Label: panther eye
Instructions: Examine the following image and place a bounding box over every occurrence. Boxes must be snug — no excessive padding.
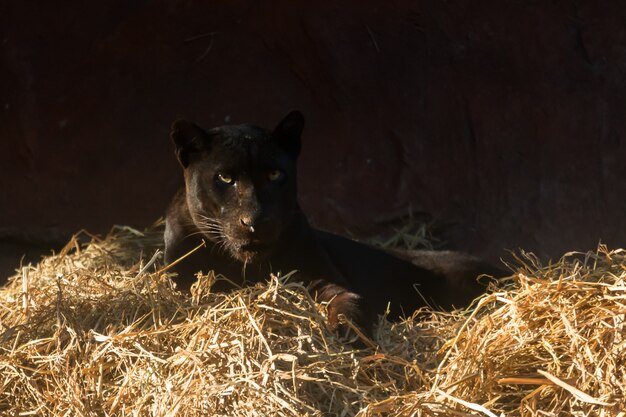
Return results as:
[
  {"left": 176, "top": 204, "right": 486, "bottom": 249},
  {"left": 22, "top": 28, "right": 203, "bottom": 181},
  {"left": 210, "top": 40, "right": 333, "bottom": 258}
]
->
[
  {"left": 267, "top": 169, "right": 284, "bottom": 182},
  {"left": 216, "top": 173, "right": 234, "bottom": 185}
]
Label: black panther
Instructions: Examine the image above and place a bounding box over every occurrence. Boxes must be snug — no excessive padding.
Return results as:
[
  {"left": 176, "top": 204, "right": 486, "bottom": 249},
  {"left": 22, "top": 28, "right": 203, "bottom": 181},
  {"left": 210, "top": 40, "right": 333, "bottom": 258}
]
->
[{"left": 164, "top": 111, "right": 503, "bottom": 333}]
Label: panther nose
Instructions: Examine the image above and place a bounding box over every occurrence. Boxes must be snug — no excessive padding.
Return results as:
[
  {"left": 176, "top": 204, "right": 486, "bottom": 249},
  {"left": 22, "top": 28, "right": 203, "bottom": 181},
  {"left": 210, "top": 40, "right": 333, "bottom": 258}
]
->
[{"left": 240, "top": 216, "right": 255, "bottom": 233}]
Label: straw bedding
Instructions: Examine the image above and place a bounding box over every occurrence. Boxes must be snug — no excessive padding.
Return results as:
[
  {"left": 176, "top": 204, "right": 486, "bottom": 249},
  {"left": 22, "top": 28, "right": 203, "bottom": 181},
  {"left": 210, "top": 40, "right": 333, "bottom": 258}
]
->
[{"left": 0, "top": 224, "right": 624, "bottom": 416}]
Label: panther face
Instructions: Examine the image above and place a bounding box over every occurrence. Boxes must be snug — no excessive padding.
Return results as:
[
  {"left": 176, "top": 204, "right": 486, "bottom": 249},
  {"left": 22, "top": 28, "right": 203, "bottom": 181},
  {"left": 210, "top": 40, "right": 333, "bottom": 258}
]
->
[{"left": 171, "top": 111, "right": 304, "bottom": 263}]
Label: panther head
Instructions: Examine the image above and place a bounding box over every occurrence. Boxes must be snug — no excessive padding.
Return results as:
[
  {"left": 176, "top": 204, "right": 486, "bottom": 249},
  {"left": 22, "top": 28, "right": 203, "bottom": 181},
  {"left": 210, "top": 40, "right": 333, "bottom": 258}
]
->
[{"left": 170, "top": 111, "right": 305, "bottom": 263}]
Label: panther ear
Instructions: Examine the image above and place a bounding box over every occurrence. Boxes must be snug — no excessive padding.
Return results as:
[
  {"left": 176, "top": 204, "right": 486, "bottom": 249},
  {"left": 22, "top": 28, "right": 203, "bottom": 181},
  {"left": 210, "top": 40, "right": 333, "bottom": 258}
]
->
[
  {"left": 170, "top": 119, "right": 211, "bottom": 168},
  {"left": 273, "top": 111, "right": 304, "bottom": 158}
]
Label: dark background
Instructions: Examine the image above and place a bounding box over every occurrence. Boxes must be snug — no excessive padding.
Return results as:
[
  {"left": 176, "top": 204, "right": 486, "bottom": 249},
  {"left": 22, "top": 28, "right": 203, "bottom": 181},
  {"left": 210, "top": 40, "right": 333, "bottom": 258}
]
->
[{"left": 1, "top": 1, "right": 625, "bottom": 281}]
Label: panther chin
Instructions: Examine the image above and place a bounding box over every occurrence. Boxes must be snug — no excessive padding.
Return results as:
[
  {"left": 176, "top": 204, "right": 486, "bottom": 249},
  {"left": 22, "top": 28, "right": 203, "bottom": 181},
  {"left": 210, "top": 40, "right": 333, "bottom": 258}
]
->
[{"left": 227, "top": 239, "right": 274, "bottom": 263}]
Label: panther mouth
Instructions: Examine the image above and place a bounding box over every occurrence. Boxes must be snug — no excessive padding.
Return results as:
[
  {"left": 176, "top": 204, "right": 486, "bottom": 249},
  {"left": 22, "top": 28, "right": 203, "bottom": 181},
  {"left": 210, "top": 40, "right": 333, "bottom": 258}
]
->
[
  {"left": 226, "top": 238, "right": 274, "bottom": 263},
  {"left": 240, "top": 241, "right": 270, "bottom": 253}
]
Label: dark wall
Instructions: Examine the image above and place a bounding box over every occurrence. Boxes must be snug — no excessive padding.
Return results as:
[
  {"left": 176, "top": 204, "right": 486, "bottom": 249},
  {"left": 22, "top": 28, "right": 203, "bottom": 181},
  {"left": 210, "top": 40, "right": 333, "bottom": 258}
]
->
[{"left": 1, "top": 1, "right": 625, "bottom": 273}]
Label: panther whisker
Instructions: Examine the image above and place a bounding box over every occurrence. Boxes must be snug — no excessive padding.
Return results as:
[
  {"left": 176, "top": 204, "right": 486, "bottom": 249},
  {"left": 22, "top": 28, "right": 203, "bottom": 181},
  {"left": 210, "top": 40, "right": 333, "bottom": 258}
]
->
[
  {"left": 214, "top": 239, "right": 230, "bottom": 257},
  {"left": 241, "top": 258, "right": 248, "bottom": 281}
]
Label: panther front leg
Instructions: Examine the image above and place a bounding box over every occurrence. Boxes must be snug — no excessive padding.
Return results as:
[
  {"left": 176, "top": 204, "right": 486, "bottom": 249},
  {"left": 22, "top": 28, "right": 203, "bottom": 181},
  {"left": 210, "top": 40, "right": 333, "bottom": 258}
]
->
[{"left": 308, "top": 280, "right": 372, "bottom": 335}]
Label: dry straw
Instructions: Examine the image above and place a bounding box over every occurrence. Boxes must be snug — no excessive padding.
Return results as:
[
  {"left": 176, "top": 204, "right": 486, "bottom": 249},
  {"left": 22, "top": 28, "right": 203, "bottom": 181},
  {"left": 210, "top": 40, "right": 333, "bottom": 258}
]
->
[{"left": 0, "top": 224, "right": 624, "bottom": 416}]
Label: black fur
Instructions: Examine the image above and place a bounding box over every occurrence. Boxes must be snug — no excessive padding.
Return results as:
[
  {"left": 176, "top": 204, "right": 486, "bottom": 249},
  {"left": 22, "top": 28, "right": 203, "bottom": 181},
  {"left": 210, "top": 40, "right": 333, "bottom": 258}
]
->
[{"left": 164, "top": 111, "right": 505, "bottom": 333}]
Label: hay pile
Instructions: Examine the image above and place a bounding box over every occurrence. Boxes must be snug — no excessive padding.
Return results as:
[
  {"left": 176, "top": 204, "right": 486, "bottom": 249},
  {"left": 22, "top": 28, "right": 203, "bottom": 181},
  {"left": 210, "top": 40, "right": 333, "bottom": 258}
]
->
[{"left": 0, "top": 225, "right": 624, "bottom": 416}]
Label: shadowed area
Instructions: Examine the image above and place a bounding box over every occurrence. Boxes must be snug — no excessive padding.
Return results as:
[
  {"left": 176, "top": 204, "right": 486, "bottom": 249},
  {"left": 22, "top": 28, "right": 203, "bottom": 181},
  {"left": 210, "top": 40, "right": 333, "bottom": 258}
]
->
[{"left": 1, "top": 1, "right": 625, "bottom": 280}]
